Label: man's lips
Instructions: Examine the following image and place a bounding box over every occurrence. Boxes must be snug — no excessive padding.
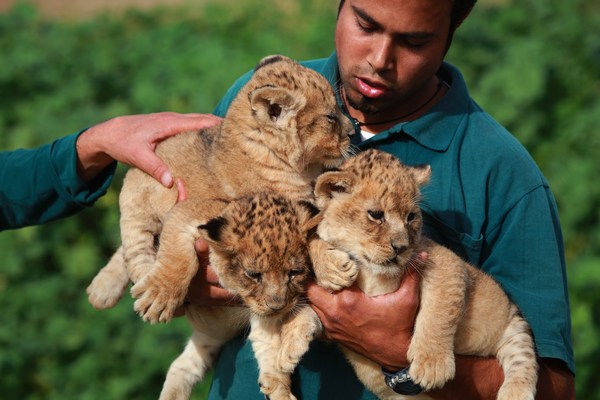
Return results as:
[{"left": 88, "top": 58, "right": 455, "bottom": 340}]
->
[{"left": 355, "top": 76, "right": 389, "bottom": 99}]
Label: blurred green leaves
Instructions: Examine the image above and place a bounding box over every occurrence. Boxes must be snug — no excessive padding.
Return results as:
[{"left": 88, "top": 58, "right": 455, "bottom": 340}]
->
[
  {"left": 1, "top": 0, "right": 598, "bottom": 398},
  {"left": 449, "top": 1, "right": 599, "bottom": 397}
]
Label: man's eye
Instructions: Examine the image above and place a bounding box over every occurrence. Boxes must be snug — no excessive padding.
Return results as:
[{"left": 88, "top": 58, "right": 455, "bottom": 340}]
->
[
  {"left": 356, "top": 18, "right": 375, "bottom": 33},
  {"left": 403, "top": 38, "right": 428, "bottom": 49}
]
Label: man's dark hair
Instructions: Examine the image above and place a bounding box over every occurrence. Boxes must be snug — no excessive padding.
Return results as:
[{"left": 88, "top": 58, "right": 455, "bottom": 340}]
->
[
  {"left": 447, "top": 0, "right": 476, "bottom": 49},
  {"left": 449, "top": 0, "right": 477, "bottom": 32},
  {"left": 337, "top": 0, "right": 477, "bottom": 49}
]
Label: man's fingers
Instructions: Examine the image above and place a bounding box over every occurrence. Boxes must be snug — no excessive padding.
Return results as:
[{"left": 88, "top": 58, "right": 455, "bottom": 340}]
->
[
  {"left": 135, "top": 114, "right": 223, "bottom": 187},
  {"left": 160, "top": 170, "right": 173, "bottom": 188},
  {"left": 195, "top": 238, "right": 209, "bottom": 257},
  {"left": 134, "top": 152, "right": 173, "bottom": 188},
  {"left": 153, "top": 113, "right": 223, "bottom": 141},
  {"left": 175, "top": 178, "right": 187, "bottom": 202},
  {"left": 401, "top": 266, "right": 421, "bottom": 293},
  {"left": 398, "top": 252, "right": 425, "bottom": 297},
  {"left": 194, "top": 239, "right": 218, "bottom": 283},
  {"left": 306, "top": 280, "right": 324, "bottom": 302},
  {"left": 186, "top": 267, "right": 239, "bottom": 306}
]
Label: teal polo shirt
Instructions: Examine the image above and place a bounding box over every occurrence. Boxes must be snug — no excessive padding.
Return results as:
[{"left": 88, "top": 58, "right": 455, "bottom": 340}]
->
[
  {"left": 209, "top": 52, "right": 574, "bottom": 399},
  {"left": 0, "top": 130, "right": 115, "bottom": 230}
]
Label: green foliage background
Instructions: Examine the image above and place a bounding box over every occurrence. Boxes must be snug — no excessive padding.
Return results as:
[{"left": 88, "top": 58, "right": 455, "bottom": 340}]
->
[{"left": 0, "top": 0, "right": 598, "bottom": 398}]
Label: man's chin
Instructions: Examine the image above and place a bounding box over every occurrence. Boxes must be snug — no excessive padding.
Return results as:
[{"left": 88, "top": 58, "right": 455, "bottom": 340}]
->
[{"left": 346, "top": 94, "right": 385, "bottom": 116}]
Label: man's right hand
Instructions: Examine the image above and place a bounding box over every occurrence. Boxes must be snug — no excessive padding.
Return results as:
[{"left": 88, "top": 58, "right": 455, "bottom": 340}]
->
[
  {"left": 307, "top": 254, "right": 424, "bottom": 371},
  {"left": 184, "top": 238, "right": 240, "bottom": 308}
]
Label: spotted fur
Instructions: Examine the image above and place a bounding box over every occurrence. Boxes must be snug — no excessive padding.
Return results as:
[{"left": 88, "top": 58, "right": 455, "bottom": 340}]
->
[{"left": 158, "top": 193, "right": 318, "bottom": 400}]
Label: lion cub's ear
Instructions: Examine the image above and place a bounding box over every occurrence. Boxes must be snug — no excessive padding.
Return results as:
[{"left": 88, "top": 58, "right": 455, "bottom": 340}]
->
[
  {"left": 409, "top": 164, "right": 432, "bottom": 187},
  {"left": 249, "top": 86, "right": 307, "bottom": 127},
  {"left": 198, "top": 216, "right": 235, "bottom": 255},
  {"left": 314, "top": 170, "right": 356, "bottom": 209},
  {"left": 295, "top": 200, "right": 322, "bottom": 235}
]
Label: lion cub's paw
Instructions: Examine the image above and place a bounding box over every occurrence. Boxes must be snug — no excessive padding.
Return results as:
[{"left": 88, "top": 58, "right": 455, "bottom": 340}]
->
[
  {"left": 86, "top": 249, "right": 129, "bottom": 309},
  {"left": 86, "top": 275, "right": 127, "bottom": 310},
  {"left": 131, "top": 271, "right": 185, "bottom": 324},
  {"left": 313, "top": 248, "right": 359, "bottom": 291},
  {"left": 258, "top": 374, "right": 297, "bottom": 400},
  {"left": 408, "top": 347, "right": 455, "bottom": 391}
]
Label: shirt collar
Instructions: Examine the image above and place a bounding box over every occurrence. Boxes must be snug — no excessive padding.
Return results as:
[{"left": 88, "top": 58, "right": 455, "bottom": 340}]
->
[
  {"left": 397, "top": 63, "right": 470, "bottom": 152},
  {"left": 323, "top": 52, "right": 470, "bottom": 152}
]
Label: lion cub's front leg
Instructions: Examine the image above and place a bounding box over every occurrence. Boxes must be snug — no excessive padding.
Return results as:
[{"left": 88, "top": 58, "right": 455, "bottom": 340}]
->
[
  {"left": 309, "top": 237, "right": 359, "bottom": 291},
  {"left": 277, "top": 306, "right": 322, "bottom": 374},
  {"left": 131, "top": 203, "right": 202, "bottom": 324},
  {"left": 249, "top": 317, "right": 297, "bottom": 400},
  {"left": 249, "top": 307, "right": 323, "bottom": 400},
  {"left": 406, "top": 256, "right": 469, "bottom": 391}
]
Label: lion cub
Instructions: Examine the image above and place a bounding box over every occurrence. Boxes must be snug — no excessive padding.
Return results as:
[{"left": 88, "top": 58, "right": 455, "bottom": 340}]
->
[
  {"left": 159, "top": 193, "right": 318, "bottom": 400},
  {"left": 277, "top": 149, "right": 538, "bottom": 400},
  {"left": 86, "top": 55, "right": 353, "bottom": 323}
]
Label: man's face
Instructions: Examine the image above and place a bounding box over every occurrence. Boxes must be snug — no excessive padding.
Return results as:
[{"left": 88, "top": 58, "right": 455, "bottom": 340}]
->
[{"left": 336, "top": 0, "right": 452, "bottom": 117}]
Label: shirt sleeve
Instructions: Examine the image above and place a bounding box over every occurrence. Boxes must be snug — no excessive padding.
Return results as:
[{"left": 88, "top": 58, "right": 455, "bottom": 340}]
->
[
  {"left": 212, "top": 70, "right": 255, "bottom": 117},
  {"left": 481, "top": 184, "right": 575, "bottom": 373},
  {"left": 0, "top": 130, "right": 116, "bottom": 230}
]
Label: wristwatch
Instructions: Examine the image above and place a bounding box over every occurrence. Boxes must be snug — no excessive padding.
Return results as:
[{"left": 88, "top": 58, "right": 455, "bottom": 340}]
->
[{"left": 382, "top": 367, "right": 424, "bottom": 395}]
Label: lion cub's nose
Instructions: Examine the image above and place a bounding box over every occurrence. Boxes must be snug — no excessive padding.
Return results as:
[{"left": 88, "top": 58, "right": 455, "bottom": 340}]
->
[
  {"left": 267, "top": 299, "right": 286, "bottom": 312},
  {"left": 392, "top": 244, "right": 408, "bottom": 255}
]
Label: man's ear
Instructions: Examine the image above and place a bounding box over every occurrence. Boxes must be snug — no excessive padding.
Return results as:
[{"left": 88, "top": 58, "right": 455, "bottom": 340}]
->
[
  {"left": 314, "top": 170, "right": 356, "bottom": 209},
  {"left": 249, "top": 86, "right": 306, "bottom": 126},
  {"left": 409, "top": 164, "right": 431, "bottom": 187}
]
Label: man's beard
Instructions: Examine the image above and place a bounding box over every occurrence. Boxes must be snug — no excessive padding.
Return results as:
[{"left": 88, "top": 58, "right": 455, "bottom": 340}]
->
[
  {"left": 342, "top": 81, "right": 394, "bottom": 116},
  {"left": 344, "top": 88, "right": 385, "bottom": 116}
]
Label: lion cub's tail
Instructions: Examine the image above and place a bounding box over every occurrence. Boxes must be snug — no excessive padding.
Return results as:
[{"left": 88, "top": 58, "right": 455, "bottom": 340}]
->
[{"left": 495, "top": 305, "right": 538, "bottom": 400}]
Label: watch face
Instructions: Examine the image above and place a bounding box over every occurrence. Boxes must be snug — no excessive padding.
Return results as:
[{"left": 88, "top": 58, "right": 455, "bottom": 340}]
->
[{"left": 383, "top": 367, "right": 423, "bottom": 395}]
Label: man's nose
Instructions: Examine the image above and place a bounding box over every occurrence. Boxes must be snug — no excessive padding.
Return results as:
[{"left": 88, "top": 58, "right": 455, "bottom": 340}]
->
[{"left": 367, "top": 36, "right": 395, "bottom": 72}]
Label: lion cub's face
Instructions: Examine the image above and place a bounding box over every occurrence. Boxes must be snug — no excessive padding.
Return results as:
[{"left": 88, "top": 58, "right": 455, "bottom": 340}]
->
[
  {"left": 232, "top": 55, "right": 356, "bottom": 171},
  {"left": 199, "top": 193, "right": 318, "bottom": 317},
  {"left": 315, "top": 149, "right": 431, "bottom": 276}
]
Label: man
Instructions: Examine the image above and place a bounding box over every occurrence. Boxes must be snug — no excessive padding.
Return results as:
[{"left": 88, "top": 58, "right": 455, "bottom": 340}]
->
[
  {"left": 197, "top": 0, "right": 574, "bottom": 398},
  {"left": 0, "top": 112, "right": 220, "bottom": 230}
]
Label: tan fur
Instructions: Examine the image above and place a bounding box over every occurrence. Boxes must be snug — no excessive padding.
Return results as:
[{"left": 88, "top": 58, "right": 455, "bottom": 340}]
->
[
  {"left": 85, "top": 55, "right": 354, "bottom": 323},
  {"left": 158, "top": 193, "right": 318, "bottom": 400},
  {"left": 275, "top": 149, "right": 538, "bottom": 400}
]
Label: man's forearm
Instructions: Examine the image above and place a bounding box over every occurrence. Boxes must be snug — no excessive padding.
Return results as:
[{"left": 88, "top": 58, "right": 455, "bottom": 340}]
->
[
  {"left": 535, "top": 358, "right": 575, "bottom": 400},
  {"left": 427, "top": 356, "right": 502, "bottom": 400},
  {"left": 428, "top": 356, "right": 574, "bottom": 400}
]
